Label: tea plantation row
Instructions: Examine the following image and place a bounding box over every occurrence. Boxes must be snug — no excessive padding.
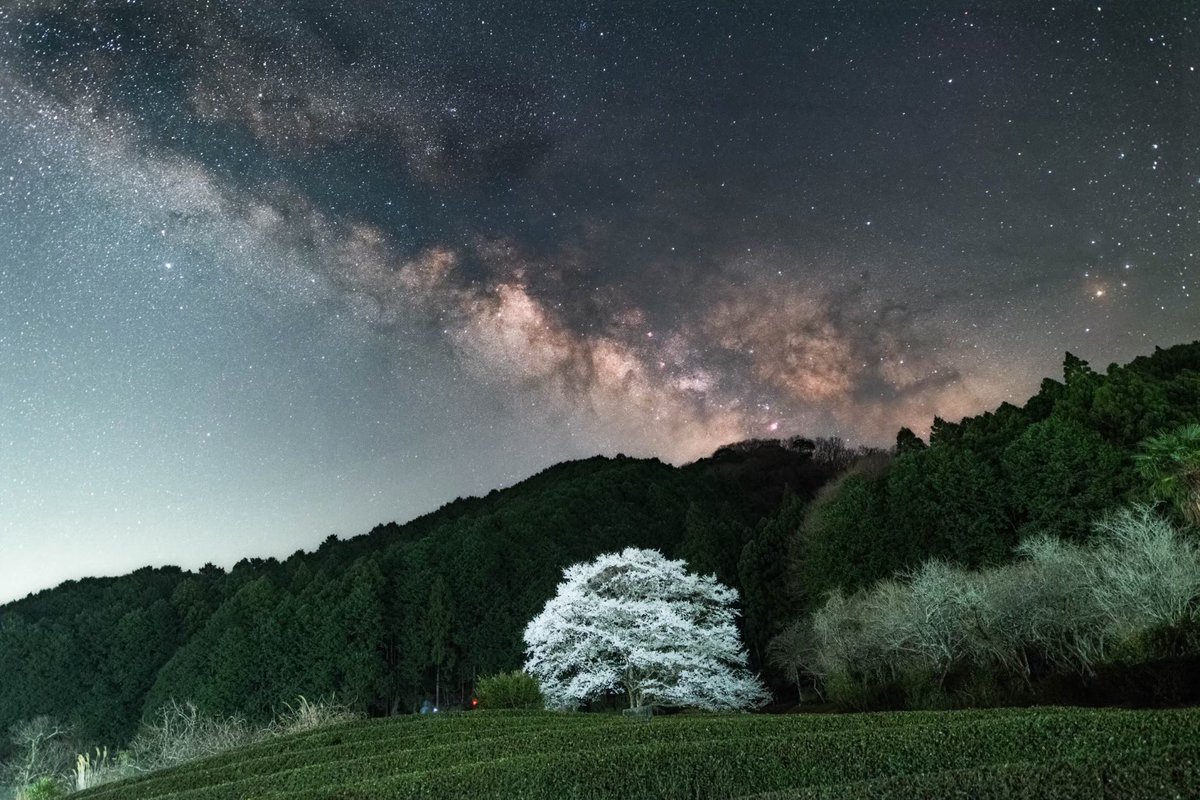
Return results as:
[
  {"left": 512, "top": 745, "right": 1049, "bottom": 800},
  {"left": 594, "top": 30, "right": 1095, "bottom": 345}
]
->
[{"left": 77, "top": 707, "right": 1199, "bottom": 800}]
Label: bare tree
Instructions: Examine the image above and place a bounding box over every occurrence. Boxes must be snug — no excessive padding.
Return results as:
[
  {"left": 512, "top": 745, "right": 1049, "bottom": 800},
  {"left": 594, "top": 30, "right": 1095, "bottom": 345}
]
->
[
  {"left": 903, "top": 561, "right": 976, "bottom": 686},
  {"left": 1, "top": 717, "right": 71, "bottom": 796},
  {"left": 1089, "top": 505, "right": 1200, "bottom": 634},
  {"left": 127, "top": 701, "right": 260, "bottom": 772},
  {"left": 1014, "top": 534, "right": 1110, "bottom": 676},
  {"left": 812, "top": 437, "right": 855, "bottom": 472},
  {"left": 774, "top": 504, "right": 1200, "bottom": 706},
  {"left": 767, "top": 618, "right": 823, "bottom": 701},
  {"left": 961, "top": 562, "right": 1038, "bottom": 688}
]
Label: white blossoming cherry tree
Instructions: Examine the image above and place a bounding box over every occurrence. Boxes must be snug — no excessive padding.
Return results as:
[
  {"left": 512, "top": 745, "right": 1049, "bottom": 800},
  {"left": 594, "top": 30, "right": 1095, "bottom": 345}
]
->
[{"left": 523, "top": 547, "right": 771, "bottom": 711}]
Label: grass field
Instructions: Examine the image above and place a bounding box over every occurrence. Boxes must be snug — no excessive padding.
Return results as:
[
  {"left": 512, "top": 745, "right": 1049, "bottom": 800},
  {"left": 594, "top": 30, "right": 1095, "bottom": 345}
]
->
[{"left": 75, "top": 707, "right": 1199, "bottom": 800}]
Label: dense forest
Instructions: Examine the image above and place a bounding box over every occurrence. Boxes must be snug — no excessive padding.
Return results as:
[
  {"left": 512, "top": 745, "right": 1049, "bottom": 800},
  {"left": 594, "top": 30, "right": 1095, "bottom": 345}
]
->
[{"left": 2, "top": 341, "right": 1198, "bottom": 760}]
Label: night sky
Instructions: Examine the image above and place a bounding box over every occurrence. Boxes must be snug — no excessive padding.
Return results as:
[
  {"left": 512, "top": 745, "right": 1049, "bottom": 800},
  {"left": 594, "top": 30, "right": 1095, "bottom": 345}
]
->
[{"left": 1, "top": 1, "right": 1196, "bottom": 602}]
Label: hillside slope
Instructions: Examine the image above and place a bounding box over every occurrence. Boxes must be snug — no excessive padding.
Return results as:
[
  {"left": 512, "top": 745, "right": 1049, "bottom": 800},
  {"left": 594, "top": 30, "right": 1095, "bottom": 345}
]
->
[
  {"left": 0, "top": 446, "right": 836, "bottom": 749},
  {"left": 75, "top": 708, "right": 1200, "bottom": 800},
  {"left": 792, "top": 341, "right": 1200, "bottom": 611}
]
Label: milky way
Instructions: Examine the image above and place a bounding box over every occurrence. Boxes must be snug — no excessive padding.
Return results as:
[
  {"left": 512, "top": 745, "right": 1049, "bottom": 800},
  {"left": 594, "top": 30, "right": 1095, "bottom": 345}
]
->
[{"left": 0, "top": 1, "right": 1196, "bottom": 601}]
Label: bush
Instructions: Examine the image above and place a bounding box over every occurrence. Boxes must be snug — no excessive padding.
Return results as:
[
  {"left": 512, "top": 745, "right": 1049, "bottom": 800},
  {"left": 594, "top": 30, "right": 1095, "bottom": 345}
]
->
[
  {"left": 273, "top": 696, "right": 360, "bottom": 736},
  {"left": 822, "top": 673, "right": 895, "bottom": 712},
  {"left": 952, "top": 666, "right": 1012, "bottom": 709},
  {"left": 23, "top": 777, "right": 66, "bottom": 800},
  {"left": 475, "top": 671, "right": 544, "bottom": 710},
  {"left": 126, "top": 701, "right": 262, "bottom": 772}
]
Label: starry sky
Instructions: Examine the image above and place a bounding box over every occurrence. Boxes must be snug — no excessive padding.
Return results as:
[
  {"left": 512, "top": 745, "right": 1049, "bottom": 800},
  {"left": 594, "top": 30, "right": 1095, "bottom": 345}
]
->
[{"left": 1, "top": 1, "right": 1197, "bottom": 603}]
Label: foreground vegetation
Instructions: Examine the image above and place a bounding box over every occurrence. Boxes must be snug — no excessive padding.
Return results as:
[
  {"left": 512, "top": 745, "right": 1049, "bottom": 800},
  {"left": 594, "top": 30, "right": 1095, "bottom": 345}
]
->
[
  {"left": 0, "top": 699, "right": 362, "bottom": 799},
  {"left": 772, "top": 505, "right": 1200, "bottom": 709},
  {"left": 72, "top": 708, "right": 1199, "bottom": 800}
]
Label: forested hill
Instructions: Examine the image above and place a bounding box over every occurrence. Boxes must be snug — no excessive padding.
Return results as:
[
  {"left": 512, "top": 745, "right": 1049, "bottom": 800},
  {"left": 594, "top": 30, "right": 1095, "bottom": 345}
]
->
[
  {"left": 790, "top": 341, "right": 1200, "bottom": 613},
  {"left": 2, "top": 340, "right": 1198, "bottom": 756},
  {"left": 0, "top": 440, "right": 841, "bottom": 749}
]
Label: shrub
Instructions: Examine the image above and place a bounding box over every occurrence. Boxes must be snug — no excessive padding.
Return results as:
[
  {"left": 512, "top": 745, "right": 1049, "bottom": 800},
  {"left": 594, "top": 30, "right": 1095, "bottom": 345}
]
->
[
  {"left": 952, "top": 665, "right": 1011, "bottom": 709},
  {"left": 822, "top": 672, "right": 893, "bottom": 712},
  {"left": 1087, "top": 505, "right": 1200, "bottom": 634},
  {"left": 273, "top": 696, "right": 361, "bottom": 736},
  {"left": 127, "top": 701, "right": 261, "bottom": 772},
  {"left": 61, "top": 696, "right": 368, "bottom": 793},
  {"left": 475, "top": 671, "right": 544, "bottom": 710},
  {"left": 23, "top": 777, "right": 66, "bottom": 800}
]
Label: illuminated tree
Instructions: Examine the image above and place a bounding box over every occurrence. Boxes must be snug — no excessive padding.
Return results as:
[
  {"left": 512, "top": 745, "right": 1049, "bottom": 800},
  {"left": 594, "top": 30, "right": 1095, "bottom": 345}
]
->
[{"left": 523, "top": 548, "right": 769, "bottom": 711}]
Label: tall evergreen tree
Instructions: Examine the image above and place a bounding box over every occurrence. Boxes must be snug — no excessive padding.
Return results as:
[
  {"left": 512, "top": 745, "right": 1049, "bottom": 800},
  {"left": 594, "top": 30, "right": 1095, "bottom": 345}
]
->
[{"left": 423, "top": 575, "right": 456, "bottom": 709}]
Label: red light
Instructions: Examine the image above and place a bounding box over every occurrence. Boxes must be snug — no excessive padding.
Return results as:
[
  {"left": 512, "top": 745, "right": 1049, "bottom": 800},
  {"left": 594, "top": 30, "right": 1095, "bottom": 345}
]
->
[{"left": 471, "top": 698, "right": 478, "bottom": 707}]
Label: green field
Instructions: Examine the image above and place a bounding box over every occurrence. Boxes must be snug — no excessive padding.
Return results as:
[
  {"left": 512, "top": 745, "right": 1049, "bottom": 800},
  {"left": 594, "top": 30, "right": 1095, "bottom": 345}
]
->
[{"left": 76, "top": 707, "right": 1199, "bottom": 800}]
